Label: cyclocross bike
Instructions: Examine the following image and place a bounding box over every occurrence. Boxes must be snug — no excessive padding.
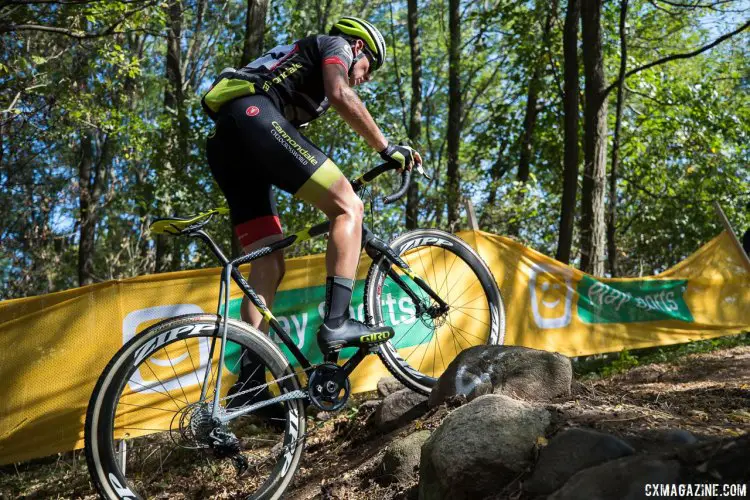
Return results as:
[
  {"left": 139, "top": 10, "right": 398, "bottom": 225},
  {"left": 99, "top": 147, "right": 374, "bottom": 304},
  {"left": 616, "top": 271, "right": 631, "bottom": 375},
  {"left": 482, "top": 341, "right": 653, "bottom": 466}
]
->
[{"left": 85, "top": 163, "right": 505, "bottom": 499}]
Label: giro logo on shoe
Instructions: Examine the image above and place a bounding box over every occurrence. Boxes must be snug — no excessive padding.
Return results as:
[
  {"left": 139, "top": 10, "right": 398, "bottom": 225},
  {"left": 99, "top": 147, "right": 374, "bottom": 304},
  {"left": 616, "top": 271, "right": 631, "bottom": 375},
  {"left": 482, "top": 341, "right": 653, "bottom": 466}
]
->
[
  {"left": 401, "top": 237, "right": 454, "bottom": 252},
  {"left": 360, "top": 331, "right": 392, "bottom": 343},
  {"left": 245, "top": 105, "right": 260, "bottom": 116}
]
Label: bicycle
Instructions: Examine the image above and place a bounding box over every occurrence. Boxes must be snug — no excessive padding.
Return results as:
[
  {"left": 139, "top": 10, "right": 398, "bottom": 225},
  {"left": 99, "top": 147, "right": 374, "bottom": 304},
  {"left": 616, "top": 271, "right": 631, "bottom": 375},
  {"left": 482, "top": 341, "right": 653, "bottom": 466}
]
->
[{"left": 85, "top": 162, "right": 505, "bottom": 499}]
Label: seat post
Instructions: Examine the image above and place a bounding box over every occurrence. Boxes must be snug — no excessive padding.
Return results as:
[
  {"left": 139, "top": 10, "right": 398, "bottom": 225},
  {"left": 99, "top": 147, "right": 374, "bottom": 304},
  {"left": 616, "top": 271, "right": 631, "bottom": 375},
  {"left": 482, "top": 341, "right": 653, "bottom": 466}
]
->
[{"left": 192, "top": 230, "right": 229, "bottom": 266}]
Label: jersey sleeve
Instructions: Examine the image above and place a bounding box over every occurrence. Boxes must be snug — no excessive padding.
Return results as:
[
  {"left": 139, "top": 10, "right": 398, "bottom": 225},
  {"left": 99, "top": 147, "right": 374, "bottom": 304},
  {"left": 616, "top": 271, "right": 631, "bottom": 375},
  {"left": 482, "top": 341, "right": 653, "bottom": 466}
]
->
[{"left": 316, "top": 35, "right": 354, "bottom": 71}]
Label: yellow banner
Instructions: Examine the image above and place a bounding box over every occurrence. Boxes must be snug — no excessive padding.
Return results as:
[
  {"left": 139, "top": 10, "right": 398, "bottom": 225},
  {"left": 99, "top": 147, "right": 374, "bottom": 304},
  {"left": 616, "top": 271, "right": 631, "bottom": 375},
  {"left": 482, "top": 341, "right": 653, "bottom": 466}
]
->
[{"left": 0, "top": 230, "right": 748, "bottom": 464}]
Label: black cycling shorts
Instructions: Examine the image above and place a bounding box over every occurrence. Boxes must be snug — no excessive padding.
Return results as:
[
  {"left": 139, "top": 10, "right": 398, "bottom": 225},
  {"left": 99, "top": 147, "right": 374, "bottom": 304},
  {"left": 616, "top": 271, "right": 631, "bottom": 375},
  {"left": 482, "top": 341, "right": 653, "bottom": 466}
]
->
[{"left": 207, "top": 94, "right": 343, "bottom": 248}]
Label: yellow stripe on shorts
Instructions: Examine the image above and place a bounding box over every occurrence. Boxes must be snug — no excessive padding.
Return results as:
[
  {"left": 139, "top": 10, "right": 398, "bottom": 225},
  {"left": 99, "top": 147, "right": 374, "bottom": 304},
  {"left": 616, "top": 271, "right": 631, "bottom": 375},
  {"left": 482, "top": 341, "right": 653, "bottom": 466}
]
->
[{"left": 294, "top": 159, "right": 343, "bottom": 204}]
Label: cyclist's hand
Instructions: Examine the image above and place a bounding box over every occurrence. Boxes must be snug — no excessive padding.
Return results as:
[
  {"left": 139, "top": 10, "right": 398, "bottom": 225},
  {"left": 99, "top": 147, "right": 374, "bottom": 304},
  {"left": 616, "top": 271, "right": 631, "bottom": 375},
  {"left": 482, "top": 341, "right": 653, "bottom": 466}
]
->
[{"left": 379, "top": 143, "right": 422, "bottom": 171}]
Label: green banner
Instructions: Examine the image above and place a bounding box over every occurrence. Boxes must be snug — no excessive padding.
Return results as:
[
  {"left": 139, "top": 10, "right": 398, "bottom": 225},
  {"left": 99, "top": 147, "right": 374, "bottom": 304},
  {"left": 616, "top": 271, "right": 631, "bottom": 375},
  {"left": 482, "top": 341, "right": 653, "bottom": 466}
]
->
[{"left": 577, "top": 276, "right": 694, "bottom": 324}]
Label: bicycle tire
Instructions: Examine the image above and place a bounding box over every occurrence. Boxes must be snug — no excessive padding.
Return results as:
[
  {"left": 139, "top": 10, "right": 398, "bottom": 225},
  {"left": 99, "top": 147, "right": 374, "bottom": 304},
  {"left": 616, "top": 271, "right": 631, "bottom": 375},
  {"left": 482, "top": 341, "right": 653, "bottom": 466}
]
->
[
  {"left": 365, "top": 229, "right": 505, "bottom": 395},
  {"left": 85, "top": 313, "right": 306, "bottom": 500}
]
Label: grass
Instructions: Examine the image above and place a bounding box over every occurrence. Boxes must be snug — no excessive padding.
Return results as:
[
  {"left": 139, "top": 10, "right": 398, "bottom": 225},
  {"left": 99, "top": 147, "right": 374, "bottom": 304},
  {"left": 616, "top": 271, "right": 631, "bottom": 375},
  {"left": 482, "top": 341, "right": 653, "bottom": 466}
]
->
[{"left": 574, "top": 332, "right": 750, "bottom": 379}]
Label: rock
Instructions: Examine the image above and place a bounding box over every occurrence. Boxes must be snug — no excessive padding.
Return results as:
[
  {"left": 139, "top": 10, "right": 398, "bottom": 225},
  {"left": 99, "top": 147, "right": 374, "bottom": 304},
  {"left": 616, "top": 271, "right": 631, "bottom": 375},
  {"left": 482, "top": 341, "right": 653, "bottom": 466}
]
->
[
  {"left": 374, "top": 388, "right": 428, "bottom": 431},
  {"left": 382, "top": 430, "right": 431, "bottom": 483},
  {"left": 548, "top": 455, "right": 681, "bottom": 500},
  {"left": 358, "top": 399, "right": 383, "bottom": 412},
  {"left": 419, "top": 394, "right": 550, "bottom": 500},
  {"left": 625, "top": 428, "right": 697, "bottom": 453},
  {"left": 523, "top": 428, "right": 635, "bottom": 495},
  {"left": 428, "top": 345, "right": 572, "bottom": 408},
  {"left": 377, "top": 376, "right": 406, "bottom": 398}
]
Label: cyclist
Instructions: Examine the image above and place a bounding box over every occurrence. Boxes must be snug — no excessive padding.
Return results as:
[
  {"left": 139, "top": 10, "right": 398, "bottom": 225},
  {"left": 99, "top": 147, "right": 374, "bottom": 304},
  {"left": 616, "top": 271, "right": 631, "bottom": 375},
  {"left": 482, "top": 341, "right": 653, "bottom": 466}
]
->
[{"left": 201, "top": 17, "right": 422, "bottom": 402}]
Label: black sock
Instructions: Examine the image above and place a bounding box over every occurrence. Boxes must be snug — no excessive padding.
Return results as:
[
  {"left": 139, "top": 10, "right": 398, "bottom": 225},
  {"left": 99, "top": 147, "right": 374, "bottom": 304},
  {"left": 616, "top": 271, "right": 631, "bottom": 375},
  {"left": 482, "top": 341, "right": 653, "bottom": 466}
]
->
[{"left": 323, "top": 276, "right": 354, "bottom": 328}]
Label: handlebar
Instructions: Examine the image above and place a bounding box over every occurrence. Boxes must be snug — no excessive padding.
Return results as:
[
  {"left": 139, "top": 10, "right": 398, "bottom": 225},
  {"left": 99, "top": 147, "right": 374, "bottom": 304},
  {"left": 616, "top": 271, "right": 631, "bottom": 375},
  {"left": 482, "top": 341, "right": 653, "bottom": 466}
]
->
[{"left": 350, "top": 162, "right": 412, "bottom": 204}]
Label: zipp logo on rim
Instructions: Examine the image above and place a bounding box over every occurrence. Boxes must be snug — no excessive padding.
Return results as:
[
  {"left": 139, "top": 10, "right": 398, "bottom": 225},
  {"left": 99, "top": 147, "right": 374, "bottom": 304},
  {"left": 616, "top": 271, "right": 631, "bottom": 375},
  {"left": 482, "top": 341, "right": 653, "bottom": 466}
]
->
[
  {"left": 133, "top": 323, "right": 215, "bottom": 366},
  {"left": 401, "top": 237, "right": 454, "bottom": 252}
]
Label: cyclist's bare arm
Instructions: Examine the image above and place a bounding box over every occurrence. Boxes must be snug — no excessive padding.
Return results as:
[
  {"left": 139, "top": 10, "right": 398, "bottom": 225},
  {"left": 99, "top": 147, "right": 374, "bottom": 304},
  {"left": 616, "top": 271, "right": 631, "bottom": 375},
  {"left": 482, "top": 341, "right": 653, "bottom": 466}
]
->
[{"left": 323, "top": 63, "right": 388, "bottom": 151}]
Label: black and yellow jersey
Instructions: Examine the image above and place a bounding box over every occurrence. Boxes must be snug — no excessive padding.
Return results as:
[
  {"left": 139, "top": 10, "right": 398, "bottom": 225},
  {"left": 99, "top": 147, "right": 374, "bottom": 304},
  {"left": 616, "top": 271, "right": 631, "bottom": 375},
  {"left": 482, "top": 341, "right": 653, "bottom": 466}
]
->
[{"left": 202, "top": 35, "right": 354, "bottom": 127}]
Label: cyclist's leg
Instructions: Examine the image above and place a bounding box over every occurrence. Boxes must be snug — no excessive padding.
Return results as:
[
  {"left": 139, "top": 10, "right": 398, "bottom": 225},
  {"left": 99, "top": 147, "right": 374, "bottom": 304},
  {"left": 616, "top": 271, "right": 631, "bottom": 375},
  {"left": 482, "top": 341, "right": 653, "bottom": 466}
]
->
[
  {"left": 207, "top": 111, "right": 287, "bottom": 411},
  {"left": 208, "top": 114, "right": 285, "bottom": 332},
  {"left": 221, "top": 95, "right": 393, "bottom": 353}
]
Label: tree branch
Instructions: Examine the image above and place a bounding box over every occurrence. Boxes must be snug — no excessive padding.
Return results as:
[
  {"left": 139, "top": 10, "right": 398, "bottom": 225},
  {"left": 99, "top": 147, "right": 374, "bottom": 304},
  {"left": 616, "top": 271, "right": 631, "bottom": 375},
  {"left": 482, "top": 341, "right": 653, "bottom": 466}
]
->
[
  {"left": 603, "top": 18, "right": 750, "bottom": 98},
  {"left": 1, "top": 0, "right": 157, "bottom": 38}
]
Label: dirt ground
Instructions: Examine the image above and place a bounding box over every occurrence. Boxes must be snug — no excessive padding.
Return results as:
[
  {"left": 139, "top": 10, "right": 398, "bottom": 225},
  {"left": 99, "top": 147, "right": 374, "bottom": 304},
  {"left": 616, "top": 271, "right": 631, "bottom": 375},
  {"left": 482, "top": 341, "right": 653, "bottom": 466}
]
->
[{"left": 1, "top": 345, "right": 748, "bottom": 499}]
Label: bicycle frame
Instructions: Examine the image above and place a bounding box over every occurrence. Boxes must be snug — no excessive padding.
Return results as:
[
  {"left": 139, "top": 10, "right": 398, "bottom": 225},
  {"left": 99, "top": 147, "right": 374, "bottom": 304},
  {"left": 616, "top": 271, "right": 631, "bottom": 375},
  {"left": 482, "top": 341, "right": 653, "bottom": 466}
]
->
[{"left": 179, "top": 167, "right": 448, "bottom": 421}]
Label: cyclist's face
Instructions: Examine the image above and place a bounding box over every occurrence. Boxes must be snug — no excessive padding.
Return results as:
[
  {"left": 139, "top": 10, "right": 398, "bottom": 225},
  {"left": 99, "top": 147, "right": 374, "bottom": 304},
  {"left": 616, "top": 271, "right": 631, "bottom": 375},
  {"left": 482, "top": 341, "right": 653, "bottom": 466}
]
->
[{"left": 349, "top": 43, "right": 373, "bottom": 87}]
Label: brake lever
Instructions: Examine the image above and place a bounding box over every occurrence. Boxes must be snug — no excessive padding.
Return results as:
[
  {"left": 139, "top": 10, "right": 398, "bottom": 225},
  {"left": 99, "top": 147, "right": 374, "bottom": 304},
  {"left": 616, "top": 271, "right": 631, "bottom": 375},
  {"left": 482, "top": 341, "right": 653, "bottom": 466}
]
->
[{"left": 415, "top": 163, "right": 430, "bottom": 180}]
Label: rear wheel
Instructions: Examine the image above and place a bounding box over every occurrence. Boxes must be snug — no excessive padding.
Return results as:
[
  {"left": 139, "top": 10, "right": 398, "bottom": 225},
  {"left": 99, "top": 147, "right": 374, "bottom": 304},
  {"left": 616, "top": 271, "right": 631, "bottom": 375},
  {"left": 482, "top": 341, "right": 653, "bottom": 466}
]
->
[
  {"left": 365, "top": 230, "right": 505, "bottom": 395},
  {"left": 85, "top": 314, "right": 306, "bottom": 499}
]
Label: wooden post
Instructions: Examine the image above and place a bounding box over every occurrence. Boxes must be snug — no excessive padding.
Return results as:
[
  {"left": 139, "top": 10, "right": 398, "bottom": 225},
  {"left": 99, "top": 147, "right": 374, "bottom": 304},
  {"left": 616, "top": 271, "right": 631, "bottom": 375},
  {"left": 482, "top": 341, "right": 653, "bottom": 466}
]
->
[
  {"left": 713, "top": 201, "right": 750, "bottom": 270},
  {"left": 464, "top": 197, "right": 479, "bottom": 230}
]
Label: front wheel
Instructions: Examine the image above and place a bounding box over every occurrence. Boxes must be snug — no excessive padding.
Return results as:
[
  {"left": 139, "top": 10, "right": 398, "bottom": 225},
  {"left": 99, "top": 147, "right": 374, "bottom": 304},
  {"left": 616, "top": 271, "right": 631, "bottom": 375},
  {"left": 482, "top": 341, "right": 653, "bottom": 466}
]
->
[
  {"left": 85, "top": 314, "right": 306, "bottom": 500},
  {"left": 365, "top": 229, "right": 505, "bottom": 395}
]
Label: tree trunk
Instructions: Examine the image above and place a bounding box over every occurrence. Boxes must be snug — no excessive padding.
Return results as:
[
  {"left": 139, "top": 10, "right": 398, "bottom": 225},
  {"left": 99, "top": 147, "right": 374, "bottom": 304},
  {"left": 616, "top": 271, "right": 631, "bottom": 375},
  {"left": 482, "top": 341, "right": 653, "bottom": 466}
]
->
[
  {"left": 446, "top": 0, "right": 462, "bottom": 229},
  {"left": 607, "top": 0, "right": 628, "bottom": 277},
  {"left": 405, "top": 0, "right": 423, "bottom": 229},
  {"left": 579, "top": 0, "right": 608, "bottom": 276},
  {"left": 240, "top": 0, "right": 269, "bottom": 67},
  {"left": 555, "top": 0, "right": 581, "bottom": 264},
  {"left": 78, "top": 131, "right": 96, "bottom": 286},
  {"left": 156, "top": 0, "right": 186, "bottom": 272}
]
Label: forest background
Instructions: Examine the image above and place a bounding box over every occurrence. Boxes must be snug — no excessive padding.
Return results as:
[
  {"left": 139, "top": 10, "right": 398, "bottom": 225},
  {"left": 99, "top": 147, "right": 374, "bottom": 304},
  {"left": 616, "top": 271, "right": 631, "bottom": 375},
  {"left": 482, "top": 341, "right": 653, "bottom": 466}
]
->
[{"left": 1, "top": 0, "right": 748, "bottom": 300}]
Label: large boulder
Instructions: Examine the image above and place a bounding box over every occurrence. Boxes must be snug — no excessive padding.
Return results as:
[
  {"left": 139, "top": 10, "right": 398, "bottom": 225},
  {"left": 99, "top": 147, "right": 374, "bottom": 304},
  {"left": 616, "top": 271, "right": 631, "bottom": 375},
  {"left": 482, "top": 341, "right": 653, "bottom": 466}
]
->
[
  {"left": 428, "top": 345, "right": 572, "bottom": 408},
  {"left": 523, "top": 428, "right": 635, "bottom": 495},
  {"left": 377, "top": 376, "right": 406, "bottom": 398},
  {"left": 382, "top": 430, "right": 431, "bottom": 483},
  {"left": 374, "top": 388, "right": 428, "bottom": 431},
  {"left": 419, "top": 394, "right": 550, "bottom": 500}
]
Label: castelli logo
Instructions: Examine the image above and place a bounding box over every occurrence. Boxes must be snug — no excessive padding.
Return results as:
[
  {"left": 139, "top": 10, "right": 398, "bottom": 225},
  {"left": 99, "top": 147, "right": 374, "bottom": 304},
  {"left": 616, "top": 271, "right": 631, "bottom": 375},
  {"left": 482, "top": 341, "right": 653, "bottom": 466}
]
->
[{"left": 246, "top": 106, "right": 260, "bottom": 117}]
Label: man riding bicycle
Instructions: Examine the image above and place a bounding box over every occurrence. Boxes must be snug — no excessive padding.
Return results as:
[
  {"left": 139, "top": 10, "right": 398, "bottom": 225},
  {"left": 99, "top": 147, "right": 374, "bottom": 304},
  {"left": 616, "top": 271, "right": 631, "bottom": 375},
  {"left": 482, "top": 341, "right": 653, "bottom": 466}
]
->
[{"left": 201, "top": 17, "right": 422, "bottom": 399}]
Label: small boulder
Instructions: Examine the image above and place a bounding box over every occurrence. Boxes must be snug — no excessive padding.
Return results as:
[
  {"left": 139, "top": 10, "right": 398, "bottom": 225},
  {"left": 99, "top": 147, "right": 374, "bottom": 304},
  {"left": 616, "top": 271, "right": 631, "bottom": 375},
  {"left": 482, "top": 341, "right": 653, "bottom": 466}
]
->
[
  {"left": 382, "top": 430, "right": 431, "bottom": 483},
  {"left": 419, "top": 394, "right": 550, "bottom": 500},
  {"left": 374, "top": 388, "right": 428, "bottom": 431},
  {"left": 523, "top": 428, "right": 635, "bottom": 495},
  {"left": 377, "top": 376, "right": 406, "bottom": 398},
  {"left": 428, "top": 345, "right": 572, "bottom": 408}
]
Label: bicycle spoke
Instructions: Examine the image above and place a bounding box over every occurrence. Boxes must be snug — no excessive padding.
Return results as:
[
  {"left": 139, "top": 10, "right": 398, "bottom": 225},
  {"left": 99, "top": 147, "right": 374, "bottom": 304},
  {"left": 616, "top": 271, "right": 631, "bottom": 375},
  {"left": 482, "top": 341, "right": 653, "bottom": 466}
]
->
[
  {"left": 118, "top": 402, "right": 179, "bottom": 414},
  {"left": 163, "top": 345, "right": 190, "bottom": 405},
  {"left": 451, "top": 292, "right": 488, "bottom": 310},
  {"left": 183, "top": 339, "right": 203, "bottom": 396},
  {"left": 452, "top": 308, "right": 491, "bottom": 327}
]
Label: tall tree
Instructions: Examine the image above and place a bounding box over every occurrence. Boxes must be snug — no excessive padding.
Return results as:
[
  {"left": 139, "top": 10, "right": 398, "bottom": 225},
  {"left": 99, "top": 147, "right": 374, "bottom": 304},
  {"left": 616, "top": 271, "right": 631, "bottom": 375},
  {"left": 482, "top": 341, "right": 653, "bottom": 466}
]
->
[
  {"left": 239, "top": 0, "right": 269, "bottom": 67},
  {"left": 155, "top": 0, "right": 188, "bottom": 272},
  {"left": 555, "top": 0, "right": 580, "bottom": 264},
  {"left": 445, "top": 0, "right": 462, "bottom": 229},
  {"left": 579, "top": 0, "right": 607, "bottom": 276},
  {"left": 405, "top": 0, "right": 423, "bottom": 229}
]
